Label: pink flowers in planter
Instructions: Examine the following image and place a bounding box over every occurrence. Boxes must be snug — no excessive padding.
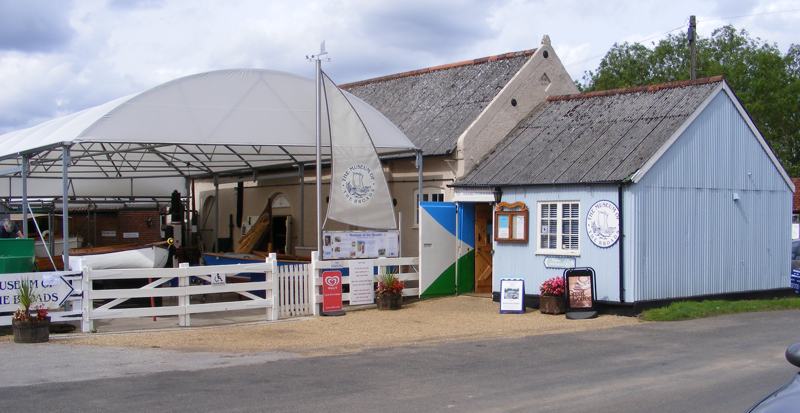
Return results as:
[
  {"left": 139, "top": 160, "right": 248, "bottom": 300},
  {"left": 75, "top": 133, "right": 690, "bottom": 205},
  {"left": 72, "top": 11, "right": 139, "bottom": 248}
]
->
[{"left": 540, "top": 276, "right": 565, "bottom": 297}]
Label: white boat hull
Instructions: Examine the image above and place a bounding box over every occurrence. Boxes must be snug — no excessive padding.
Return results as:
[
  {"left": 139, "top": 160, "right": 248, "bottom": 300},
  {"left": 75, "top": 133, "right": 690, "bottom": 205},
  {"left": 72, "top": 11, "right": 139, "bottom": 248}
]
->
[{"left": 69, "top": 246, "right": 168, "bottom": 270}]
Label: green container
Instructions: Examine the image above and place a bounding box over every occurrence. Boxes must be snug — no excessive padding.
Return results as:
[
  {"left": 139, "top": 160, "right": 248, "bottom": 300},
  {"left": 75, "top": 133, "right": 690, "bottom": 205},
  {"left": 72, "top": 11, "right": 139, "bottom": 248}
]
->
[
  {"left": 0, "top": 239, "right": 35, "bottom": 273},
  {"left": 0, "top": 238, "right": 35, "bottom": 257}
]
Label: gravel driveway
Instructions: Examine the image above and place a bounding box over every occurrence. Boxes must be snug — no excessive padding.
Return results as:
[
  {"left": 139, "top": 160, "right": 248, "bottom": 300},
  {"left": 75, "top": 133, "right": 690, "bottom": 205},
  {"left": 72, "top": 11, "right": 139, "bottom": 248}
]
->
[{"left": 44, "top": 295, "right": 637, "bottom": 355}]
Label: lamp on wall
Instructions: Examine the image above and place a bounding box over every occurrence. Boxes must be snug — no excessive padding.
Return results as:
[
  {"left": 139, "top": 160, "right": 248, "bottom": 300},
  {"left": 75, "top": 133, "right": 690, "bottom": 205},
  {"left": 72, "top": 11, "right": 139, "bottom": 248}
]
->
[{"left": 492, "top": 187, "right": 503, "bottom": 204}]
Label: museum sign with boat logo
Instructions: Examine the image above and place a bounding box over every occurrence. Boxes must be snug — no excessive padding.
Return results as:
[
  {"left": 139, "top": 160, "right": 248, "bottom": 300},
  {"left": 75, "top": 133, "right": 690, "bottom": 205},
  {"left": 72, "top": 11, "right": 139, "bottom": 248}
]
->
[{"left": 341, "top": 163, "right": 376, "bottom": 205}]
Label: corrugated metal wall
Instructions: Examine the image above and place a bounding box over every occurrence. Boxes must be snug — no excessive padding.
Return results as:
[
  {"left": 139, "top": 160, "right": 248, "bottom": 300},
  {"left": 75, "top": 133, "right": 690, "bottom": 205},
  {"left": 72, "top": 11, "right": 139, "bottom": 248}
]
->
[
  {"left": 628, "top": 91, "right": 792, "bottom": 301},
  {"left": 494, "top": 185, "right": 621, "bottom": 301}
]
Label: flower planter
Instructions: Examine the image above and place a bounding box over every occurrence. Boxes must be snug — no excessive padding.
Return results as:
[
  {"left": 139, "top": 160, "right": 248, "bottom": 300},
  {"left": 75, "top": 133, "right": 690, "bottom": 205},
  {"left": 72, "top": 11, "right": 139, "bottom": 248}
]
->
[
  {"left": 12, "top": 316, "right": 50, "bottom": 343},
  {"left": 539, "top": 295, "right": 565, "bottom": 315},
  {"left": 376, "top": 293, "right": 403, "bottom": 310}
]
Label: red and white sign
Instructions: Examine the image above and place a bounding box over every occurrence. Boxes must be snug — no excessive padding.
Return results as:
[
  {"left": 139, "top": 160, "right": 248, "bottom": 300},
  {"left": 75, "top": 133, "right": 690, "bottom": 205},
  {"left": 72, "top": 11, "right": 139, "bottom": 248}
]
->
[{"left": 321, "top": 270, "right": 343, "bottom": 314}]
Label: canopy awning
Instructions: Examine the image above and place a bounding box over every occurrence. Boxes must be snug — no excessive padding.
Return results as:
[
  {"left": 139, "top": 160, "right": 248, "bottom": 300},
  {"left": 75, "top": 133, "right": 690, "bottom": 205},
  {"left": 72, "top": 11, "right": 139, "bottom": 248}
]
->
[{"left": 0, "top": 69, "right": 417, "bottom": 186}]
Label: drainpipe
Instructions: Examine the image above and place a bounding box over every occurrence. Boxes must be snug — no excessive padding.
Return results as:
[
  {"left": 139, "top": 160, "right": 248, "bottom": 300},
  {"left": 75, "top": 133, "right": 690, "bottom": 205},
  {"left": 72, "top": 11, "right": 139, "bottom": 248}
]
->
[{"left": 618, "top": 184, "right": 625, "bottom": 303}]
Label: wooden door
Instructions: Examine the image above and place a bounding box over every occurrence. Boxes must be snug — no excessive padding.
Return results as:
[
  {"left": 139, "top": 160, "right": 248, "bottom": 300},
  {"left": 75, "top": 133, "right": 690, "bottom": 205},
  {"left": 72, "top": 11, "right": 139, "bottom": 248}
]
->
[{"left": 474, "top": 203, "right": 493, "bottom": 293}]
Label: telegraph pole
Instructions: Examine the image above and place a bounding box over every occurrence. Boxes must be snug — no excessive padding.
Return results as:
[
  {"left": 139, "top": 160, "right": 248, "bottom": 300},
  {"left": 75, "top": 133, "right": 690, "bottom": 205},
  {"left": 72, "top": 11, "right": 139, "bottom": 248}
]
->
[{"left": 688, "top": 15, "right": 697, "bottom": 80}]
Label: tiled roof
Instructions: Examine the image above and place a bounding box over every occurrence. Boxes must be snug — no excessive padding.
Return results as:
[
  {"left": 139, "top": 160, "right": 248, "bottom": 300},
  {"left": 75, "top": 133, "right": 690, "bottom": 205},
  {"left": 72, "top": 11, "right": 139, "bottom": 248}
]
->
[
  {"left": 456, "top": 77, "right": 723, "bottom": 186},
  {"left": 343, "top": 50, "right": 534, "bottom": 156}
]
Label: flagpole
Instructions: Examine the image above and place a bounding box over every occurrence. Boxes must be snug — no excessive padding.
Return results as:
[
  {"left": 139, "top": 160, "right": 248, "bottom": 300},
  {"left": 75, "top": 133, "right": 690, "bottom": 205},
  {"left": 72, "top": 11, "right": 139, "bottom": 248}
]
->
[{"left": 308, "top": 42, "right": 328, "bottom": 255}]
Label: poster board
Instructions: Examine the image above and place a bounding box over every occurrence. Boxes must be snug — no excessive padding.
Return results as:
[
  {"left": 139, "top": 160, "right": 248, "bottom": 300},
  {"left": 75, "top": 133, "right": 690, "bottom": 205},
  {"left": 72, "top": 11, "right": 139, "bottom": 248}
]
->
[
  {"left": 321, "top": 270, "right": 344, "bottom": 316},
  {"left": 494, "top": 202, "right": 528, "bottom": 243},
  {"left": 499, "top": 278, "right": 525, "bottom": 314},
  {"left": 348, "top": 260, "right": 375, "bottom": 305},
  {"left": 322, "top": 230, "right": 399, "bottom": 260},
  {"left": 564, "top": 268, "right": 596, "bottom": 312}
]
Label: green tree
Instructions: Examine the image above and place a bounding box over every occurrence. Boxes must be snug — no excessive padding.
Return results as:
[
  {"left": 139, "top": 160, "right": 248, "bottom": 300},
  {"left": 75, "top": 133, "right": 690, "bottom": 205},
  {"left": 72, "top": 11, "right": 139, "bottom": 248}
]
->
[{"left": 581, "top": 26, "right": 800, "bottom": 176}]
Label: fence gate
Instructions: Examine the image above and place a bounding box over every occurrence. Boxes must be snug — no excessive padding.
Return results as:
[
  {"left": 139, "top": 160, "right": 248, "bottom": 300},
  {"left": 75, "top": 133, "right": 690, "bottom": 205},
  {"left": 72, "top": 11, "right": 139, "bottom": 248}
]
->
[{"left": 276, "top": 264, "right": 313, "bottom": 318}]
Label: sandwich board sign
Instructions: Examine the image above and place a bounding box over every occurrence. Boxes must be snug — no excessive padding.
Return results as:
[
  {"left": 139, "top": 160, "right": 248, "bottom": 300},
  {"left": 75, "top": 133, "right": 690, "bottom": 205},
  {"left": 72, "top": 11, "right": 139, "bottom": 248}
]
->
[
  {"left": 564, "top": 267, "right": 597, "bottom": 319},
  {"left": 499, "top": 278, "right": 525, "bottom": 314},
  {"left": 321, "top": 270, "right": 345, "bottom": 316}
]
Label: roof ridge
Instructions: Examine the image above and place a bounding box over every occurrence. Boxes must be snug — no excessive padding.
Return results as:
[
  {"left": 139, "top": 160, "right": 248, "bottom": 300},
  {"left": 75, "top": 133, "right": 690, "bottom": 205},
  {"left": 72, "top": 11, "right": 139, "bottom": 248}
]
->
[
  {"left": 548, "top": 75, "right": 724, "bottom": 102},
  {"left": 340, "top": 49, "right": 536, "bottom": 89}
]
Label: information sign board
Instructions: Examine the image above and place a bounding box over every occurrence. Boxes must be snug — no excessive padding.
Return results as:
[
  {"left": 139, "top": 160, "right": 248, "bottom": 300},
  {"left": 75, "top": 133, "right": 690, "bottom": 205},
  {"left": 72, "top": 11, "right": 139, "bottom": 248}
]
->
[
  {"left": 0, "top": 272, "right": 75, "bottom": 312},
  {"left": 499, "top": 278, "right": 525, "bottom": 314},
  {"left": 348, "top": 260, "right": 375, "bottom": 306},
  {"left": 322, "top": 231, "right": 399, "bottom": 260}
]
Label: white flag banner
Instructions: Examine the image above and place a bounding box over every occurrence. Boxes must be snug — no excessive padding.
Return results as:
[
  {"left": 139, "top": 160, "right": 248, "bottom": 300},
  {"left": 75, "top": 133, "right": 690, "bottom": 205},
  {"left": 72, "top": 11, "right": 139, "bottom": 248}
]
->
[{"left": 323, "top": 73, "right": 397, "bottom": 230}]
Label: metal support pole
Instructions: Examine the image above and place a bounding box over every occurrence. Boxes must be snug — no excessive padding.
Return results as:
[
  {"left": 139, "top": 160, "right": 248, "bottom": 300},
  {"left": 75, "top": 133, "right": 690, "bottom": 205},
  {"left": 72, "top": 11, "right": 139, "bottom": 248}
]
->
[
  {"left": 315, "top": 54, "right": 323, "bottom": 255},
  {"left": 184, "top": 178, "right": 191, "bottom": 248},
  {"left": 416, "top": 150, "right": 423, "bottom": 218},
  {"left": 214, "top": 175, "right": 219, "bottom": 252},
  {"left": 21, "top": 154, "right": 28, "bottom": 238},
  {"left": 298, "top": 163, "right": 305, "bottom": 248},
  {"left": 689, "top": 15, "right": 697, "bottom": 80},
  {"left": 62, "top": 146, "right": 70, "bottom": 270}
]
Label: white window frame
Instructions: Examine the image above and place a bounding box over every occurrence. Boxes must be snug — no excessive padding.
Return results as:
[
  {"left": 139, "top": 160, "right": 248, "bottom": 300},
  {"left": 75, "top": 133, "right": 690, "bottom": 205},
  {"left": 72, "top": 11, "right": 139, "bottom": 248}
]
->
[
  {"left": 535, "top": 201, "right": 580, "bottom": 256},
  {"left": 414, "top": 187, "right": 446, "bottom": 227}
]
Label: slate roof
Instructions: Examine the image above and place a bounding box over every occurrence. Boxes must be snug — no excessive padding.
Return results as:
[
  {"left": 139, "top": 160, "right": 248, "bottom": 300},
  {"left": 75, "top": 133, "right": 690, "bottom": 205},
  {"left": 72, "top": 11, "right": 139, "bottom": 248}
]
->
[
  {"left": 455, "top": 76, "right": 724, "bottom": 187},
  {"left": 342, "top": 50, "right": 534, "bottom": 156}
]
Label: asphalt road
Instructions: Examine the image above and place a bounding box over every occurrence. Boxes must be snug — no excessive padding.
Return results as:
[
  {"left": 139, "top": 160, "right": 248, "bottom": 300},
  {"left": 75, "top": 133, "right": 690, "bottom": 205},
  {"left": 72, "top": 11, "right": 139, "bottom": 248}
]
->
[{"left": 2, "top": 310, "right": 799, "bottom": 413}]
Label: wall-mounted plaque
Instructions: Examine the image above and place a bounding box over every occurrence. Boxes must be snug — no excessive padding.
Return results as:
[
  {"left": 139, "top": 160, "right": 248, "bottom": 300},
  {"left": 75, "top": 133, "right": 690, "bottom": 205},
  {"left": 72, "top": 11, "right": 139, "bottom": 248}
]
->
[
  {"left": 586, "top": 200, "right": 620, "bottom": 248},
  {"left": 544, "top": 256, "right": 576, "bottom": 269}
]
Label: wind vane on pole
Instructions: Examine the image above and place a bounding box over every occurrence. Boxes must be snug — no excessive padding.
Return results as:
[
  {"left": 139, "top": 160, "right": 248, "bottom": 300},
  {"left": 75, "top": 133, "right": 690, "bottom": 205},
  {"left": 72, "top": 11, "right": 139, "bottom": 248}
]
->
[{"left": 306, "top": 41, "right": 330, "bottom": 255}]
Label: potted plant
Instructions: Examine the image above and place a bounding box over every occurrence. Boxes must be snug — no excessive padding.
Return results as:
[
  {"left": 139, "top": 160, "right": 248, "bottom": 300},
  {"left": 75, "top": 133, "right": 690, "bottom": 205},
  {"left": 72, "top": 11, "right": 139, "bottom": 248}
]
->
[
  {"left": 375, "top": 269, "right": 404, "bottom": 310},
  {"left": 11, "top": 277, "right": 50, "bottom": 343},
  {"left": 539, "top": 276, "right": 566, "bottom": 315}
]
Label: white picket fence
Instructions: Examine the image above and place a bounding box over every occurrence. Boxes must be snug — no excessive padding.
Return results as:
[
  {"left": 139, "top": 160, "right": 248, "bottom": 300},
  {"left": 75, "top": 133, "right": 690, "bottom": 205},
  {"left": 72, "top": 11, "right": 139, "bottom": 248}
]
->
[
  {"left": 1, "top": 253, "right": 420, "bottom": 331},
  {"left": 81, "top": 256, "right": 279, "bottom": 332},
  {"left": 276, "top": 264, "right": 314, "bottom": 318}
]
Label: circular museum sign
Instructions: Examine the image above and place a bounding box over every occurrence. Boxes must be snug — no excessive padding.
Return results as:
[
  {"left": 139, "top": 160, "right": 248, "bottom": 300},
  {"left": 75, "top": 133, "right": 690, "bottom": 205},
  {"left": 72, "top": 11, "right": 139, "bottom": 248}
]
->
[{"left": 586, "top": 200, "right": 620, "bottom": 248}]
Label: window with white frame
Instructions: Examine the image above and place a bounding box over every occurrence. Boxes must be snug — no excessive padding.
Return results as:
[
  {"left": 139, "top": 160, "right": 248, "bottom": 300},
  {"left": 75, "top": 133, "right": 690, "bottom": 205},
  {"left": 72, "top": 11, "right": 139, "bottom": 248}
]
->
[
  {"left": 536, "top": 201, "right": 580, "bottom": 255},
  {"left": 414, "top": 188, "right": 445, "bottom": 225}
]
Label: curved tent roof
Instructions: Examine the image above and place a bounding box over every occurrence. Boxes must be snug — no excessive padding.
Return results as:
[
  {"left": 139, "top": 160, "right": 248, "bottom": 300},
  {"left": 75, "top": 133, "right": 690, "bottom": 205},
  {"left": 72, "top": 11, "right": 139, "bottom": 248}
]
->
[{"left": 0, "top": 69, "right": 417, "bottom": 182}]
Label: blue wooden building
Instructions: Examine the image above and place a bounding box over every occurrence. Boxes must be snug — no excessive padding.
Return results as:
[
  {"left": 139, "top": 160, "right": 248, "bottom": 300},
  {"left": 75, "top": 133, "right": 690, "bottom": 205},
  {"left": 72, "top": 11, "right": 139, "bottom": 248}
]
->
[{"left": 450, "top": 76, "right": 794, "bottom": 308}]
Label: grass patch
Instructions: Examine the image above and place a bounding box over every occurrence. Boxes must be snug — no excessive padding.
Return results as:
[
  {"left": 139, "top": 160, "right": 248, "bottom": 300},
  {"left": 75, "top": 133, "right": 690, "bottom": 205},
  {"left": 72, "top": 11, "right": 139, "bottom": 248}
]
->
[{"left": 640, "top": 297, "right": 800, "bottom": 321}]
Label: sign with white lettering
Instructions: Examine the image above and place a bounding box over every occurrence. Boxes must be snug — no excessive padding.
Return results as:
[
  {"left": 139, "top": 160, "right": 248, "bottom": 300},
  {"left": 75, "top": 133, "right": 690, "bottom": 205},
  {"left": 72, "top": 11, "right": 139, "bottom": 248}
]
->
[
  {"left": 0, "top": 273, "right": 75, "bottom": 312},
  {"left": 348, "top": 260, "right": 375, "bottom": 306}
]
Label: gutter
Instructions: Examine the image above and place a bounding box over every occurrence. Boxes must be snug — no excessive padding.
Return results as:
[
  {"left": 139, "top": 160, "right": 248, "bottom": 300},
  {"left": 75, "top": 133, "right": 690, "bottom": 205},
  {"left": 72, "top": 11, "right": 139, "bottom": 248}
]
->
[{"left": 618, "top": 183, "right": 626, "bottom": 303}]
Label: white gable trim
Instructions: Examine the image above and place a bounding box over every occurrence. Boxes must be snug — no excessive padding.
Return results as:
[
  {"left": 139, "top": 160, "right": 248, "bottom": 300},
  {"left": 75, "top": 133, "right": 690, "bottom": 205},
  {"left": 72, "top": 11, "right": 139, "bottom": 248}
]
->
[{"left": 630, "top": 81, "right": 794, "bottom": 192}]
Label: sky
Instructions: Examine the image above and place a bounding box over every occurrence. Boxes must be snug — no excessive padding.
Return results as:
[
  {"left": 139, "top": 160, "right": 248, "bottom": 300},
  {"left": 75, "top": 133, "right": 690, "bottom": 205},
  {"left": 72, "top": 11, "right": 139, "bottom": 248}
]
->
[{"left": 0, "top": 0, "right": 797, "bottom": 133}]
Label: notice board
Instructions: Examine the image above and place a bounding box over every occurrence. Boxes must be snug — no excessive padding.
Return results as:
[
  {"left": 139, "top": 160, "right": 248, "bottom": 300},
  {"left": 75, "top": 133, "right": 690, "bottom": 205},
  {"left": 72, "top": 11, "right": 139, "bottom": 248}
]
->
[{"left": 322, "top": 230, "right": 399, "bottom": 260}]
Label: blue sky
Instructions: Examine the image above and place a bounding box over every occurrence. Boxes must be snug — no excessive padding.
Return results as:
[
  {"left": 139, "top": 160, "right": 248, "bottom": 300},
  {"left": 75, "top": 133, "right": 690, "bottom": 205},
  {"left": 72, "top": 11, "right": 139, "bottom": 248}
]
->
[{"left": 0, "top": 0, "right": 797, "bottom": 132}]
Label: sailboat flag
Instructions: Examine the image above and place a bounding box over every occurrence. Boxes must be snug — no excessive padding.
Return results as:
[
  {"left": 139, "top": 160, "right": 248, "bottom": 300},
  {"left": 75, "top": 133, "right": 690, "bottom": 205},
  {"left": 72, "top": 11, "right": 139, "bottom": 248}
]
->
[{"left": 322, "top": 72, "right": 397, "bottom": 230}]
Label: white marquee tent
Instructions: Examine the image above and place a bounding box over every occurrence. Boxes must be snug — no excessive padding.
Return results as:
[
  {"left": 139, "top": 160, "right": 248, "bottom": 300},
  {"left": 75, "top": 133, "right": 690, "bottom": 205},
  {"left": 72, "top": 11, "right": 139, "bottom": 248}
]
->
[{"left": 0, "top": 68, "right": 420, "bottom": 266}]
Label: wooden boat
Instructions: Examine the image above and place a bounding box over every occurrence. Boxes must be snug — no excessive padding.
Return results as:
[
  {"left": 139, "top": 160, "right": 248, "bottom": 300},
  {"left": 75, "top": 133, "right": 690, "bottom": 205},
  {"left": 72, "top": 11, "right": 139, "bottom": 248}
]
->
[
  {"left": 68, "top": 243, "right": 169, "bottom": 270},
  {"left": 34, "top": 236, "right": 80, "bottom": 258}
]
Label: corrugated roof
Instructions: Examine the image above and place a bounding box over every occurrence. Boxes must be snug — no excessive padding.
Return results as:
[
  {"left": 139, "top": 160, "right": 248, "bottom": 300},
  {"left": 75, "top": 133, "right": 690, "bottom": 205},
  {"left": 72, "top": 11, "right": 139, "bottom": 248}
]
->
[
  {"left": 342, "top": 50, "right": 534, "bottom": 156},
  {"left": 456, "top": 76, "right": 723, "bottom": 186}
]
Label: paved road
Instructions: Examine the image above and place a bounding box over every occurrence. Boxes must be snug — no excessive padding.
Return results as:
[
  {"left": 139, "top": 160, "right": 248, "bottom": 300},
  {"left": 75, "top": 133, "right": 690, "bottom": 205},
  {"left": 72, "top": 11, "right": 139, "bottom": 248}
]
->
[{"left": 2, "top": 310, "right": 799, "bottom": 412}]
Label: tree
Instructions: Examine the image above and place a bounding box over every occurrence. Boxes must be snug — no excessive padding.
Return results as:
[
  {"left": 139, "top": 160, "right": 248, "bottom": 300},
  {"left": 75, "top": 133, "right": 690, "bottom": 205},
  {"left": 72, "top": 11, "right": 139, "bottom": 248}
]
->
[{"left": 580, "top": 26, "right": 800, "bottom": 177}]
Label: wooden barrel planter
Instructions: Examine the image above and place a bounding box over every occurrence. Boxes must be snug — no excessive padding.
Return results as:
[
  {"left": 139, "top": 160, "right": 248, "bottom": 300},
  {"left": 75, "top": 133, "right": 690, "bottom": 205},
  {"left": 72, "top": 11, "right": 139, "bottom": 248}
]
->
[
  {"left": 376, "top": 293, "right": 403, "bottom": 310},
  {"left": 539, "top": 295, "right": 565, "bottom": 315},
  {"left": 12, "top": 317, "right": 51, "bottom": 343}
]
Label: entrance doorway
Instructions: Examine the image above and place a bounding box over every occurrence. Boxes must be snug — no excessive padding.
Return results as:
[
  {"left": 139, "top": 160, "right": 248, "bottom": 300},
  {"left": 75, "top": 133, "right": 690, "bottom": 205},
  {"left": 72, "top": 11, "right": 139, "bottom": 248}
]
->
[{"left": 474, "top": 203, "right": 493, "bottom": 293}]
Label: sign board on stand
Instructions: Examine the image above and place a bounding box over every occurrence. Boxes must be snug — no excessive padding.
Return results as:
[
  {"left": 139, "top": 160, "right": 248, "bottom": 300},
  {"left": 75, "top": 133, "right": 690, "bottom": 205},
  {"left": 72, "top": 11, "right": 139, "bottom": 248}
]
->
[
  {"left": 348, "top": 260, "right": 375, "bottom": 306},
  {"left": 791, "top": 269, "right": 800, "bottom": 294},
  {"left": 564, "top": 267, "right": 597, "bottom": 319},
  {"left": 321, "top": 270, "right": 345, "bottom": 316},
  {"left": 499, "top": 278, "right": 525, "bottom": 314},
  {"left": 0, "top": 272, "right": 75, "bottom": 312}
]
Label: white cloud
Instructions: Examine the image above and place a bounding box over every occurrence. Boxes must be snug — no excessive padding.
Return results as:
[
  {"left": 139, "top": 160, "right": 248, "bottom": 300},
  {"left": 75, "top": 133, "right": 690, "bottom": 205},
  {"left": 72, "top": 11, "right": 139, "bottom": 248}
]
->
[{"left": 0, "top": 0, "right": 796, "bottom": 132}]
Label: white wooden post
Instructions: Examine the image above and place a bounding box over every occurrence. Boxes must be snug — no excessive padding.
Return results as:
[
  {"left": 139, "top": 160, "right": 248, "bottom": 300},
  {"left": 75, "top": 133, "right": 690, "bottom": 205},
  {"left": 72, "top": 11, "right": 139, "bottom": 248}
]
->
[
  {"left": 268, "top": 253, "right": 279, "bottom": 321},
  {"left": 311, "top": 250, "right": 320, "bottom": 316},
  {"left": 178, "top": 262, "right": 190, "bottom": 326},
  {"left": 81, "top": 266, "right": 93, "bottom": 333}
]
